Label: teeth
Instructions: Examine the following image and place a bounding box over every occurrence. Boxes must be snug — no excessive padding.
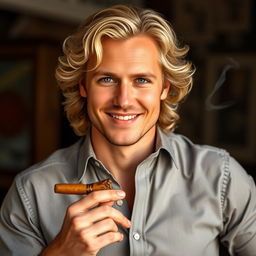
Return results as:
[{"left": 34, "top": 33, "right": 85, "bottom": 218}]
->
[{"left": 111, "top": 114, "right": 137, "bottom": 120}]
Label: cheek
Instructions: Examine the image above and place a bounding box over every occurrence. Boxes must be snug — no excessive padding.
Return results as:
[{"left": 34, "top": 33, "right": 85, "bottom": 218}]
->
[
  {"left": 139, "top": 90, "right": 162, "bottom": 109},
  {"left": 87, "top": 89, "right": 112, "bottom": 108},
  {"left": 86, "top": 95, "right": 102, "bottom": 119}
]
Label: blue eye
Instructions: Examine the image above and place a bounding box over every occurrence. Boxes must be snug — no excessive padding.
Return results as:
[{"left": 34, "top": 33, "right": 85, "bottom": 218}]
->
[
  {"left": 136, "top": 78, "right": 149, "bottom": 84},
  {"left": 100, "top": 77, "right": 113, "bottom": 83}
]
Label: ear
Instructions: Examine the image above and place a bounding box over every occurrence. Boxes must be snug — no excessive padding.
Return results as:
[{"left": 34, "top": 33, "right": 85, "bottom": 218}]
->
[
  {"left": 79, "top": 78, "right": 87, "bottom": 98},
  {"left": 160, "top": 80, "right": 170, "bottom": 100}
]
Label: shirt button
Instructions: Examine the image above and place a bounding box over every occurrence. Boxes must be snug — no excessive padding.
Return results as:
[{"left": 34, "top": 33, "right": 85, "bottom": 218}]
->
[
  {"left": 116, "top": 199, "right": 123, "bottom": 207},
  {"left": 133, "top": 232, "right": 140, "bottom": 240},
  {"left": 94, "top": 161, "right": 100, "bottom": 167}
]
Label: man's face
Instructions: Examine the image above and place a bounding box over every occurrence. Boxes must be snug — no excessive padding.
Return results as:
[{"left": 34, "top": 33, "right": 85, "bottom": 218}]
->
[{"left": 80, "top": 35, "right": 170, "bottom": 147}]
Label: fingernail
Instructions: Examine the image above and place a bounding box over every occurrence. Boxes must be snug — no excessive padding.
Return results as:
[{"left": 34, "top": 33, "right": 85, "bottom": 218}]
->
[{"left": 117, "top": 191, "right": 125, "bottom": 197}]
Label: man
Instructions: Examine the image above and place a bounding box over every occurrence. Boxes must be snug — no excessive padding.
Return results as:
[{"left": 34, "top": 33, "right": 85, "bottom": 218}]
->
[{"left": 0, "top": 5, "right": 256, "bottom": 256}]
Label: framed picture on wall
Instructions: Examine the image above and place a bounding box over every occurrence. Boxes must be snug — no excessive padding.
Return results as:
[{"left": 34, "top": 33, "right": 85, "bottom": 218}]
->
[
  {"left": 204, "top": 54, "right": 256, "bottom": 164},
  {"left": 0, "top": 43, "right": 60, "bottom": 188}
]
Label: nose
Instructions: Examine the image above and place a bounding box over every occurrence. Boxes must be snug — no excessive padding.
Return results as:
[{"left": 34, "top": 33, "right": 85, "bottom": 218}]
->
[{"left": 113, "top": 81, "right": 133, "bottom": 109}]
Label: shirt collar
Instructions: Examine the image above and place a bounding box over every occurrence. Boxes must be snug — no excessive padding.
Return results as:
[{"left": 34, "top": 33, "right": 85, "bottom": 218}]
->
[
  {"left": 77, "top": 131, "right": 95, "bottom": 182},
  {"left": 155, "top": 127, "right": 179, "bottom": 169},
  {"left": 77, "top": 126, "right": 179, "bottom": 181}
]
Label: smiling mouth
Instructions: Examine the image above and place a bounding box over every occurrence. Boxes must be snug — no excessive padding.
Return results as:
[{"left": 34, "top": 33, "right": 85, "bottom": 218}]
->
[{"left": 110, "top": 114, "right": 138, "bottom": 121}]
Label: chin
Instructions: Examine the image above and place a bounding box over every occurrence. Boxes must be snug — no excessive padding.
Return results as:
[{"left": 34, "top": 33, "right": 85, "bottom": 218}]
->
[{"left": 105, "top": 134, "right": 141, "bottom": 147}]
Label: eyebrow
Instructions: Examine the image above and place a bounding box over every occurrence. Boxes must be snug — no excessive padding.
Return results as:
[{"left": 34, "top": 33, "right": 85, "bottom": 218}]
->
[{"left": 90, "top": 70, "right": 157, "bottom": 80}]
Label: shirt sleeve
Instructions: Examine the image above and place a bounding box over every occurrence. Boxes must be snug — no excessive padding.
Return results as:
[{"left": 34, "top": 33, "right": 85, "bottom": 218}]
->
[
  {"left": 0, "top": 177, "right": 46, "bottom": 256},
  {"left": 220, "top": 156, "right": 256, "bottom": 256}
]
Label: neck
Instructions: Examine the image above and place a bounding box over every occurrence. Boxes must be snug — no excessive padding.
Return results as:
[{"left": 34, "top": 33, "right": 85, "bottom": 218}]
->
[
  {"left": 91, "top": 126, "right": 156, "bottom": 212},
  {"left": 91, "top": 127, "right": 156, "bottom": 179}
]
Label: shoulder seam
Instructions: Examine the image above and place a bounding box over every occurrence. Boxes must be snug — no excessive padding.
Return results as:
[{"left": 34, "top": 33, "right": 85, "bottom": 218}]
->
[
  {"left": 220, "top": 152, "right": 230, "bottom": 211},
  {"left": 15, "top": 178, "right": 38, "bottom": 227}
]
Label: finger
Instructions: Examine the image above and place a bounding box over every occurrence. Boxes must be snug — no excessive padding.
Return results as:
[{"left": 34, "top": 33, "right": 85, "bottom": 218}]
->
[
  {"left": 95, "top": 231, "right": 124, "bottom": 247},
  {"left": 80, "top": 230, "right": 123, "bottom": 254},
  {"left": 67, "top": 190, "right": 125, "bottom": 218},
  {"left": 92, "top": 205, "right": 131, "bottom": 228},
  {"left": 68, "top": 201, "right": 116, "bottom": 230},
  {"left": 71, "top": 205, "right": 131, "bottom": 230},
  {"left": 86, "top": 190, "right": 126, "bottom": 209},
  {"left": 100, "top": 200, "right": 115, "bottom": 207},
  {"left": 87, "top": 218, "right": 119, "bottom": 237}
]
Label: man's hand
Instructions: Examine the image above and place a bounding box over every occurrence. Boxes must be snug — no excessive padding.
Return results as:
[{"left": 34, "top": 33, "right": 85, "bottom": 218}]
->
[{"left": 41, "top": 190, "right": 131, "bottom": 256}]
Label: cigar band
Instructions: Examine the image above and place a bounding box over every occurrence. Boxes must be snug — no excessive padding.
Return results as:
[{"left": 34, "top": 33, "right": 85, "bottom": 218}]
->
[{"left": 86, "top": 184, "right": 93, "bottom": 193}]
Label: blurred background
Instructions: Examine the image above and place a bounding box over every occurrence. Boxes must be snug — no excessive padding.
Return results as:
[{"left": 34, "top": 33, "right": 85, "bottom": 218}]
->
[{"left": 0, "top": 1, "right": 255, "bottom": 252}]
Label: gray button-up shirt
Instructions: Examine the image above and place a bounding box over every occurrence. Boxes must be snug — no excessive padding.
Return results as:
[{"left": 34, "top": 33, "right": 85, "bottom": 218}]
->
[{"left": 1, "top": 129, "right": 256, "bottom": 256}]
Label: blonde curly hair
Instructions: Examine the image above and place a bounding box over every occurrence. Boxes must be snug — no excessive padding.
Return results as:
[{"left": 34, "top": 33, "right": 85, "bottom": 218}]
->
[{"left": 56, "top": 5, "right": 195, "bottom": 136}]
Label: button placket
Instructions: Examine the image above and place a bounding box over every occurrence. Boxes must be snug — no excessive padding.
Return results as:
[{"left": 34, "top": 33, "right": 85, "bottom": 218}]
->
[{"left": 129, "top": 162, "right": 149, "bottom": 255}]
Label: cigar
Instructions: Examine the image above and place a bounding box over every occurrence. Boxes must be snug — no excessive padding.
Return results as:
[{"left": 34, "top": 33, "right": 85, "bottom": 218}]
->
[{"left": 54, "top": 179, "right": 112, "bottom": 195}]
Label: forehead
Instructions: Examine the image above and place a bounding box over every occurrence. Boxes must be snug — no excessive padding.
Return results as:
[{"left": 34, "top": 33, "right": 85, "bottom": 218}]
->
[{"left": 87, "top": 35, "right": 161, "bottom": 73}]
